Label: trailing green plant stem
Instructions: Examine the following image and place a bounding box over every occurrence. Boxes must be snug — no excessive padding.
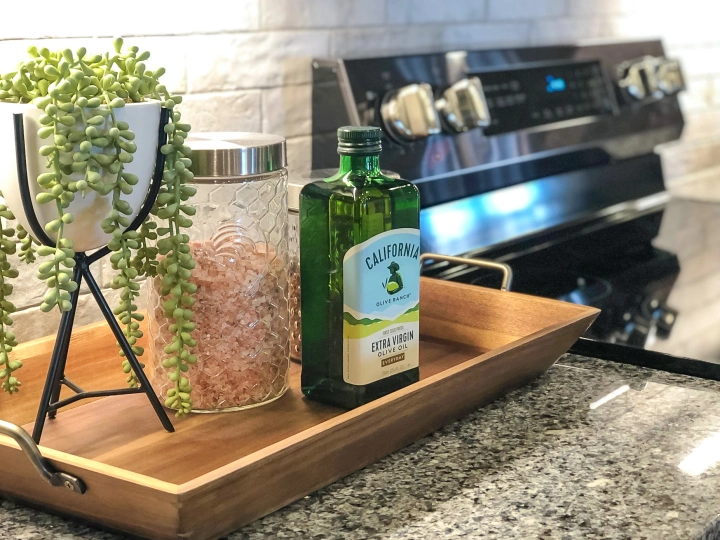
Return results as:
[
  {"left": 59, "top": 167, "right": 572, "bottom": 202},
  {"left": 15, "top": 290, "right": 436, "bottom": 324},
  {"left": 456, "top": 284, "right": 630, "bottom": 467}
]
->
[
  {"left": 16, "top": 225, "right": 37, "bottom": 263},
  {"left": 0, "top": 200, "right": 21, "bottom": 393},
  {"left": 152, "top": 108, "right": 198, "bottom": 415}
]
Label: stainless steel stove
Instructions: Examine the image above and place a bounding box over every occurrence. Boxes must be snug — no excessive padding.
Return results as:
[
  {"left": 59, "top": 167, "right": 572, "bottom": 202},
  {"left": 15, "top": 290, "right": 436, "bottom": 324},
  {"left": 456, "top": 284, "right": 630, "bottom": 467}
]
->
[{"left": 309, "top": 41, "right": 720, "bottom": 374}]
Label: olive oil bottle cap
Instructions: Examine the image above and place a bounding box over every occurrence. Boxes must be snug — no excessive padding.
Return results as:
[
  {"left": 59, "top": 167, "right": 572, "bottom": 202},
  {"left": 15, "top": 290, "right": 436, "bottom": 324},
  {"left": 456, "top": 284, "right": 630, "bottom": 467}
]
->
[{"left": 337, "top": 126, "right": 382, "bottom": 155}]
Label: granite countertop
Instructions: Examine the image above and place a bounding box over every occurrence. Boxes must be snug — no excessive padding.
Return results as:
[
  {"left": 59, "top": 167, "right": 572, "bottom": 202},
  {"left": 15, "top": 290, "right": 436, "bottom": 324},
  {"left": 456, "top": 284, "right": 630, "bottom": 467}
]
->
[{"left": 3, "top": 354, "right": 720, "bottom": 539}]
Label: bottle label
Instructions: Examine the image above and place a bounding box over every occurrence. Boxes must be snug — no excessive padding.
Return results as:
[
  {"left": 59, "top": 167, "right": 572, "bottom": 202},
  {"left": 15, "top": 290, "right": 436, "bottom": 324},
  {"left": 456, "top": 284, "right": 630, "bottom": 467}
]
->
[{"left": 343, "top": 228, "right": 420, "bottom": 386}]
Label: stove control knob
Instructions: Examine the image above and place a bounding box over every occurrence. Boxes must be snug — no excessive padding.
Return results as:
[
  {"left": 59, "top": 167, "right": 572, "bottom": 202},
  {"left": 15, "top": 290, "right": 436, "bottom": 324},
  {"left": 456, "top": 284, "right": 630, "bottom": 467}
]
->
[
  {"left": 436, "top": 77, "right": 491, "bottom": 133},
  {"left": 617, "top": 56, "right": 661, "bottom": 101},
  {"left": 380, "top": 83, "right": 442, "bottom": 142},
  {"left": 657, "top": 58, "right": 685, "bottom": 96},
  {"left": 619, "top": 63, "right": 647, "bottom": 100}
]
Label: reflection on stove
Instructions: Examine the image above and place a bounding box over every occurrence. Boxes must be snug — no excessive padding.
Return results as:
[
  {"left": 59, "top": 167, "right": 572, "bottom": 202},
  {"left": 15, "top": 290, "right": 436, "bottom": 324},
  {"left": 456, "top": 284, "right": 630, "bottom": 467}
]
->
[{"left": 650, "top": 196, "right": 720, "bottom": 361}]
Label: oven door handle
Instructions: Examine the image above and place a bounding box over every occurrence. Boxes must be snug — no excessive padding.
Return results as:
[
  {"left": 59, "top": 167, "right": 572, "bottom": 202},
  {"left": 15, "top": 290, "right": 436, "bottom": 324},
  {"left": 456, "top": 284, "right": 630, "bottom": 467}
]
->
[{"left": 420, "top": 253, "right": 513, "bottom": 292}]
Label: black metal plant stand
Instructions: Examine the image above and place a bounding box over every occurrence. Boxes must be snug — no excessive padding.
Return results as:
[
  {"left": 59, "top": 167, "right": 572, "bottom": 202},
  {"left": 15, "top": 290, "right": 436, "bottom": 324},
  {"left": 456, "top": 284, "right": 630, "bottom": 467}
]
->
[{"left": 12, "top": 109, "right": 175, "bottom": 444}]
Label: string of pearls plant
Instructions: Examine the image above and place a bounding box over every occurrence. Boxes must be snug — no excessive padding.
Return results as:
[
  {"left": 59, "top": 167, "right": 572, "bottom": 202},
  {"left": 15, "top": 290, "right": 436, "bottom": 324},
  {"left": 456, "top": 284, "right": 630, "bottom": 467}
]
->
[{"left": 0, "top": 39, "right": 198, "bottom": 415}]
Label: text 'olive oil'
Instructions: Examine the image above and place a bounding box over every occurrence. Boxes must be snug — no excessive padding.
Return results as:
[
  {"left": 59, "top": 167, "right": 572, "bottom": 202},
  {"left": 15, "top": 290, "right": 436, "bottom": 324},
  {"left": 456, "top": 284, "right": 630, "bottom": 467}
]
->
[{"left": 300, "top": 126, "right": 421, "bottom": 408}]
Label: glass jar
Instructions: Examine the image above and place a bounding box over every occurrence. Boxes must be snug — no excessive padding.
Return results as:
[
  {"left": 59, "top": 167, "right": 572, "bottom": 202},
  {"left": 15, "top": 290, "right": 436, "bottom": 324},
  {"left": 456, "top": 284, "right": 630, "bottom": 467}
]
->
[
  {"left": 288, "top": 169, "right": 402, "bottom": 364},
  {"left": 287, "top": 173, "right": 313, "bottom": 363},
  {"left": 148, "top": 133, "right": 290, "bottom": 413}
]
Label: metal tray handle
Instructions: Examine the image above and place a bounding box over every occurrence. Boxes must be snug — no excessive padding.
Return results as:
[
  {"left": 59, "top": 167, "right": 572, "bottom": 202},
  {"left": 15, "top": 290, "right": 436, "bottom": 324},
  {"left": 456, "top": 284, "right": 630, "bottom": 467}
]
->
[
  {"left": 420, "top": 253, "right": 513, "bottom": 292},
  {"left": 0, "top": 419, "right": 85, "bottom": 494}
]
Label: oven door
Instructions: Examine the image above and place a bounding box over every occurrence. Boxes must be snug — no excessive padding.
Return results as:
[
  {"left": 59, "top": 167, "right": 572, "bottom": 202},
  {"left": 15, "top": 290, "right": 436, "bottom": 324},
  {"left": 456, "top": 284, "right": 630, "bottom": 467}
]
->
[{"left": 421, "top": 158, "right": 720, "bottom": 380}]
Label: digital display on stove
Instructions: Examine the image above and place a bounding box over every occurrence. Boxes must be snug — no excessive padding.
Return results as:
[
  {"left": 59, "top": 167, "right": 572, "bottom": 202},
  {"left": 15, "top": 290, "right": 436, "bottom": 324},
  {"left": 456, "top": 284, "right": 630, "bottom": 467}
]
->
[
  {"left": 473, "top": 60, "right": 614, "bottom": 135},
  {"left": 545, "top": 75, "right": 566, "bottom": 93}
]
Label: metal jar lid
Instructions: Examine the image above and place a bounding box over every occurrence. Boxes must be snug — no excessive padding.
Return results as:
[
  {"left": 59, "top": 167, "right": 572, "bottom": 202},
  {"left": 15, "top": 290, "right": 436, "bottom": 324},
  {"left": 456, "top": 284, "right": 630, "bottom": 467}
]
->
[
  {"left": 187, "top": 132, "right": 287, "bottom": 183},
  {"left": 288, "top": 168, "right": 402, "bottom": 211}
]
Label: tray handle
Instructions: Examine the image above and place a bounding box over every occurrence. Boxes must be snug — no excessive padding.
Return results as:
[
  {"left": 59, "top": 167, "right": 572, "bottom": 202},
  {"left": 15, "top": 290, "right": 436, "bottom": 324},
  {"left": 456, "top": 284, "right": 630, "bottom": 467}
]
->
[
  {"left": 0, "top": 419, "right": 85, "bottom": 494},
  {"left": 420, "top": 253, "right": 513, "bottom": 292}
]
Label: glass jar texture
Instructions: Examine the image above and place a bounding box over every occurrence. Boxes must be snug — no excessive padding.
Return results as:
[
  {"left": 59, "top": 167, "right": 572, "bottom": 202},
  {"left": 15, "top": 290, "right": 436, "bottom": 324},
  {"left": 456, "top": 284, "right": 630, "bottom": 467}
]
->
[
  {"left": 288, "top": 205, "right": 301, "bottom": 362},
  {"left": 148, "top": 163, "right": 290, "bottom": 413}
]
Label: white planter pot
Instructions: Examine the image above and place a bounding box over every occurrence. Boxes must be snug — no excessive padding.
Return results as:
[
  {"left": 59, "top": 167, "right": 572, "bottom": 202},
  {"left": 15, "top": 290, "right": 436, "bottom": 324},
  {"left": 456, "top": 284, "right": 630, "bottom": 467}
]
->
[{"left": 0, "top": 101, "right": 161, "bottom": 253}]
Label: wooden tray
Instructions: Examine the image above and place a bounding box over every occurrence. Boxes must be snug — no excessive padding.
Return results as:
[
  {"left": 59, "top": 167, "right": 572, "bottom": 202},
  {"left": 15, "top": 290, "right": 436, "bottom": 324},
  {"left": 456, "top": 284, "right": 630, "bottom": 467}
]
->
[{"left": 0, "top": 277, "right": 598, "bottom": 540}]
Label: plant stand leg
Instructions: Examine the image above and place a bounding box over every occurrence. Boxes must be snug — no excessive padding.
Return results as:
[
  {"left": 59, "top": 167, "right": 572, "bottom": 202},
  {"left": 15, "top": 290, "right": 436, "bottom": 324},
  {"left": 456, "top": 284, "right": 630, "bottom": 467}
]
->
[
  {"left": 47, "top": 269, "right": 84, "bottom": 420},
  {"left": 32, "top": 265, "right": 83, "bottom": 443},
  {"left": 79, "top": 256, "right": 175, "bottom": 434}
]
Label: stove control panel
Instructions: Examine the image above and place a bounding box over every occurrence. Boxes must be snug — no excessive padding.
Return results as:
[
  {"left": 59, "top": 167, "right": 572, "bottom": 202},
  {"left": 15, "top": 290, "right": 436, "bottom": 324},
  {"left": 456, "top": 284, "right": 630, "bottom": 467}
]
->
[{"left": 472, "top": 60, "right": 614, "bottom": 136}]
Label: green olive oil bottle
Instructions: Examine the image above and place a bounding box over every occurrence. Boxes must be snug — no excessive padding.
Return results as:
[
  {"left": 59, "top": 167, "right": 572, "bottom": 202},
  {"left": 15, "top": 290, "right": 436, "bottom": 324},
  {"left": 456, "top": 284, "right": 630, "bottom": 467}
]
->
[{"left": 300, "top": 126, "right": 421, "bottom": 408}]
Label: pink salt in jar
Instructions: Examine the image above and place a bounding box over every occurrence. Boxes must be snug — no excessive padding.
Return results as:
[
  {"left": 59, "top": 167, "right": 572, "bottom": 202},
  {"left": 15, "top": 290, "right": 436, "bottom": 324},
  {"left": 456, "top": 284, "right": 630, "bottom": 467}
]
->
[{"left": 148, "top": 133, "right": 290, "bottom": 412}]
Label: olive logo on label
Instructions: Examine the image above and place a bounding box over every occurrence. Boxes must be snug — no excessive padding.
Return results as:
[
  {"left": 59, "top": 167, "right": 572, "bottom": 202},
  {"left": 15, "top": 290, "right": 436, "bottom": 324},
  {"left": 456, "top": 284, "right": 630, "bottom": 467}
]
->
[{"left": 382, "top": 261, "right": 404, "bottom": 295}]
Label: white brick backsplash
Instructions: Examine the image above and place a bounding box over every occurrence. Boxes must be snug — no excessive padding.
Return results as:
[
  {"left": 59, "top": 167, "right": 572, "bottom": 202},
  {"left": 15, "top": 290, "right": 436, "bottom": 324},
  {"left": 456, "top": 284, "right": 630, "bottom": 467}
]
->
[
  {"left": 678, "top": 110, "right": 720, "bottom": 144},
  {"left": 607, "top": 13, "right": 720, "bottom": 47},
  {"left": 262, "top": 85, "right": 312, "bottom": 138},
  {"left": 568, "top": 0, "right": 656, "bottom": 15},
  {"left": 531, "top": 18, "right": 609, "bottom": 45},
  {"left": 666, "top": 164, "right": 720, "bottom": 196},
  {"left": 0, "top": 1, "right": 258, "bottom": 39},
  {"left": 187, "top": 32, "right": 331, "bottom": 92},
  {"left": 605, "top": 15, "right": 665, "bottom": 42},
  {"left": 261, "top": 0, "right": 385, "bottom": 29},
  {"left": 116, "top": 0, "right": 260, "bottom": 35},
  {"left": 0, "top": 14, "right": 83, "bottom": 41},
  {"left": 661, "top": 138, "right": 720, "bottom": 181},
  {"left": 442, "top": 23, "right": 530, "bottom": 49},
  {"left": 13, "top": 300, "right": 64, "bottom": 344},
  {"left": 332, "top": 26, "right": 445, "bottom": 57},
  {"left": 180, "top": 90, "right": 262, "bottom": 133},
  {"left": 7, "top": 255, "right": 46, "bottom": 309},
  {"left": 668, "top": 46, "right": 720, "bottom": 78},
  {"left": 287, "top": 136, "right": 313, "bottom": 175},
  {"left": 489, "top": 0, "right": 566, "bottom": 20},
  {"left": 678, "top": 77, "right": 719, "bottom": 114},
  {"left": 387, "top": 0, "right": 488, "bottom": 25}
]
